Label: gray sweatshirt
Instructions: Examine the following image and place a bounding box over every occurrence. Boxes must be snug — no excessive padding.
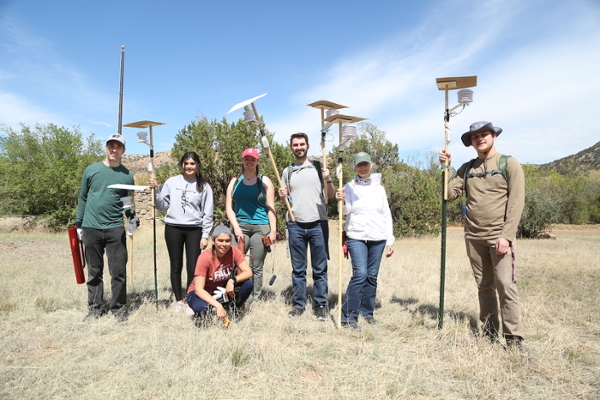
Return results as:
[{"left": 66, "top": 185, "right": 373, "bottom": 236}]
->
[{"left": 155, "top": 174, "right": 214, "bottom": 237}]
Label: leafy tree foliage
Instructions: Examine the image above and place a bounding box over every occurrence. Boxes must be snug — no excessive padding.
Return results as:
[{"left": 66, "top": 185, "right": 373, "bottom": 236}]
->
[
  {"left": 160, "top": 117, "right": 294, "bottom": 233},
  {"left": 387, "top": 163, "right": 441, "bottom": 236},
  {"left": 546, "top": 172, "right": 598, "bottom": 225},
  {"left": 327, "top": 122, "right": 399, "bottom": 183},
  {"left": 589, "top": 194, "right": 600, "bottom": 224},
  {"left": 0, "top": 123, "right": 102, "bottom": 229},
  {"left": 517, "top": 185, "right": 560, "bottom": 238},
  {"left": 327, "top": 122, "right": 440, "bottom": 236}
]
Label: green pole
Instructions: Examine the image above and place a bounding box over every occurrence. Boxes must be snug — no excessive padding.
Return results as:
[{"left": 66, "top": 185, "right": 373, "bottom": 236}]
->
[
  {"left": 438, "top": 187, "right": 447, "bottom": 329},
  {"left": 438, "top": 99, "right": 450, "bottom": 330}
]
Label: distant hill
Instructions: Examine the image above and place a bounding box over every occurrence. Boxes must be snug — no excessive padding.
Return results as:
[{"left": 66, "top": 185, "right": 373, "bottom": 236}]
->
[
  {"left": 122, "top": 144, "right": 600, "bottom": 177},
  {"left": 538, "top": 141, "right": 600, "bottom": 175},
  {"left": 122, "top": 151, "right": 173, "bottom": 173}
]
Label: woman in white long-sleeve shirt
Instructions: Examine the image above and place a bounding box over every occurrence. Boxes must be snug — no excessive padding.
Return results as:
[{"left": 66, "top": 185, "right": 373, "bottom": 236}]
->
[
  {"left": 149, "top": 151, "right": 214, "bottom": 311},
  {"left": 335, "top": 152, "right": 394, "bottom": 332}
]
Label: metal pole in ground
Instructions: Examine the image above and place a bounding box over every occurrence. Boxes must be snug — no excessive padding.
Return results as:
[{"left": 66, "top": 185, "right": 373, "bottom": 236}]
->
[
  {"left": 124, "top": 120, "right": 165, "bottom": 310},
  {"left": 323, "top": 113, "right": 365, "bottom": 329},
  {"left": 435, "top": 76, "right": 477, "bottom": 329}
]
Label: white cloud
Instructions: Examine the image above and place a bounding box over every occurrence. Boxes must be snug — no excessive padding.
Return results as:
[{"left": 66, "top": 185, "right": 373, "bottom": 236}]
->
[
  {"left": 269, "top": 0, "right": 600, "bottom": 165},
  {"left": 0, "top": 92, "right": 63, "bottom": 128},
  {"left": 0, "top": 17, "right": 115, "bottom": 131}
]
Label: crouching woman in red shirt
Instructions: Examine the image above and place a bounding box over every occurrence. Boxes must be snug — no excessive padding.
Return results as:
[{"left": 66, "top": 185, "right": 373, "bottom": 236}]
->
[{"left": 186, "top": 226, "right": 253, "bottom": 322}]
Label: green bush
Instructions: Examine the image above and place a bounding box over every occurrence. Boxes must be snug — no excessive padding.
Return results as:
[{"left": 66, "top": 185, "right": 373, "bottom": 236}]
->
[
  {"left": 0, "top": 123, "right": 102, "bottom": 230},
  {"left": 386, "top": 163, "right": 441, "bottom": 237},
  {"left": 517, "top": 186, "right": 560, "bottom": 238},
  {"left": 165, "top": 117, "right": 293, "bottom": 235}
]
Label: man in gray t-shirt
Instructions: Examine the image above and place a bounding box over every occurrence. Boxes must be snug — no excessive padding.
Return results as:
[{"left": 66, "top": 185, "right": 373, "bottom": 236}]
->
[{"left": 279, "top": 133, "right": 335, "bottom": 320}]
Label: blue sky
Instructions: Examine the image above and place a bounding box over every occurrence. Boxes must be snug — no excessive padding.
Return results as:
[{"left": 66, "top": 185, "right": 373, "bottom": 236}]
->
[{"left": 1, "top": 0, "right": 599, "bottom": 165}]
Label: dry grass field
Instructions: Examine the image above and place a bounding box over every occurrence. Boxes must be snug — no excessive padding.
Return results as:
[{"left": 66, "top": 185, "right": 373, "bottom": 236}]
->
[{"left": 0, "top": 223, "right": 599, "bottom": 399}]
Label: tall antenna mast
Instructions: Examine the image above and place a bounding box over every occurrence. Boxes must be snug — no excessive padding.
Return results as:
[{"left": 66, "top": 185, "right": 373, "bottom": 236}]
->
[{"left": 117, "top": 46, "right": 125, "bottom": 135}]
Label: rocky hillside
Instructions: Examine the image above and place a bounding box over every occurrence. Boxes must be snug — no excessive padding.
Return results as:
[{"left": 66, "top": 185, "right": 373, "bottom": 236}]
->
[
  {"left": 120, "top": 151, "right": 175, "bottom": 224},
  {"left": 122, "top": 151, "right": 174, "bottom": 173},
  {"left": 539, "top": 141, "right": 600, "bottom": 174}
]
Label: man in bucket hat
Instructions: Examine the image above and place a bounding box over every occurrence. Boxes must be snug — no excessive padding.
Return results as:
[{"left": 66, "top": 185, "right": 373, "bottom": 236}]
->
[{"left": 439, "top": 121, "right": 526, "bottom": 351}]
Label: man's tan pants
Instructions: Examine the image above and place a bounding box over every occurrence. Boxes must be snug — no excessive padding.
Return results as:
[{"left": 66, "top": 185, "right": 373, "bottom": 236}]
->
[{"left": 465, "top": 238, "right": 524, "bottom": 339}]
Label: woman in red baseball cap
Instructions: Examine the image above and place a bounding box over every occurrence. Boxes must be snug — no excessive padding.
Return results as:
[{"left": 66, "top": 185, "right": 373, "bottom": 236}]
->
[{"left": 225, "top": 148, "right": 277, "bottom": 303}]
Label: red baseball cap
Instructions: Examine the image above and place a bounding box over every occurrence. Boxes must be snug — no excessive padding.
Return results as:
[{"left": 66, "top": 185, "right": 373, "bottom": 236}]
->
[{"left": 241, "top": 148, "right": 259, "bottom": 159}]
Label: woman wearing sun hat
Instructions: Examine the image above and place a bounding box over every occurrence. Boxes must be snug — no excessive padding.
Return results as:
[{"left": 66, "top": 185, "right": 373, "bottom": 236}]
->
[
  {"left": 335, "top": 152, "right": 395, "bottom": 332},
  {"left": 225, "top": 148, "right": 277, "bottom": 302}
]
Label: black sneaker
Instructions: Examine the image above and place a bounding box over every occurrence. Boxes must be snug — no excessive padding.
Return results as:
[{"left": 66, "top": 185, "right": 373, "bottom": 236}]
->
[
  {"left": 315, "top": 306, "right": 329, "bottom": 321},
  {"left": 364, "top": 317, "right": 379, "bottom": 325},
  {"left": 288, "top": 308, "right": 304, "bottom": 318},
  {"left": 342, "top": 322, "right": 362, "bottom": 332},
  {"left": 83, "top": 309, "right": 106, "bottom": 322}
]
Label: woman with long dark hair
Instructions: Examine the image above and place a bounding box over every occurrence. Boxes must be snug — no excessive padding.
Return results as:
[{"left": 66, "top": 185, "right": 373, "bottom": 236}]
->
[
  {"left": 150, "top": 151, "right": 214, "bottom": 312},
  {"left": 225, "top": 148, "right": 276, "bottom": 302}
]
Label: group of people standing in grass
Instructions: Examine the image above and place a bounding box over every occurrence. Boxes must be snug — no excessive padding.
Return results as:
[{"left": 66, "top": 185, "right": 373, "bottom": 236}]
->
[{"left": 75, "top": 119, "right": 526, "bottom": 350}]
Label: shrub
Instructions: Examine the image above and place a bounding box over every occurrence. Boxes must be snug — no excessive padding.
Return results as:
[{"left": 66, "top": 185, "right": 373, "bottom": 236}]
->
[
  {"left": 517, "top": 186, "right": 560, "bottom": 238},
  {"left": 0, "top": 124, "right": 102, "bottom": 229}
]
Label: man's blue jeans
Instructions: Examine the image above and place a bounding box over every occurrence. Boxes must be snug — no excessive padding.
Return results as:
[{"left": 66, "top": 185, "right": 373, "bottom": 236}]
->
[
  {"left": 287, "top": 220, "right": 329, "bottom": 310},
  {"left": 342, "top": 238, "right": 386, "bottom": 323}
]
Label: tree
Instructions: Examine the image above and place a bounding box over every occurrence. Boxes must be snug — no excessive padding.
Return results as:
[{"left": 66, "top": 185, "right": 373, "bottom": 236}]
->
[
  {"left": 517, "top": 186, "right": 560, "bottom": 238},
  {"left": 328, "top": 122, "right": 399, "bottom": 183},
  {"left": 0, "top": 123, "right": 102, "bottom": 229},
  {"left": 161, "top": 117, "right": 294, "bottom": 233},
  {"left": 327, "top": 122, "right": 440, "bottom": 236},
  {"left": 386, "top": 163, "right": 441, "bottom": 236}
]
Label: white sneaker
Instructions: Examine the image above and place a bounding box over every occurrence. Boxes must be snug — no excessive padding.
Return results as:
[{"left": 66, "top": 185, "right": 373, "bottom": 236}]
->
[
  {"left": 184, "top": 304, "right": 195, "bottom": 316},
  {"left": 174, "top": 302, "right": 186, "bottom": 313}
]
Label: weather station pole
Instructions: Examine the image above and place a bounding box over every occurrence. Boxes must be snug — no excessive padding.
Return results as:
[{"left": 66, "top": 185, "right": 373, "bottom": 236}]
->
[
  {"left": 124, "top": 120, "right": 166, "bottom": 310},
  {"left": 323, "top": 113, "right": 366, "bottom": 329},
  {"left": 435, "top": 75, "right": 476, "bottom": 329},
  {"left": 307, "top": 100, "right": 348, "bottom": 171}
]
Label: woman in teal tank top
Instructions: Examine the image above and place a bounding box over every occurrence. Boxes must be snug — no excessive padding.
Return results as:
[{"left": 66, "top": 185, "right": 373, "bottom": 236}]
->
[{"left": 226, "top": 148, "right": 277, "bottom": 302}]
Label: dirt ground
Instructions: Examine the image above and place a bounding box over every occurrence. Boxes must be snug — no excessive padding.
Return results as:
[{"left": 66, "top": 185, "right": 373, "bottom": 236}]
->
[{"left": 0, "top": 216, "right": 54, "bottom": 232}]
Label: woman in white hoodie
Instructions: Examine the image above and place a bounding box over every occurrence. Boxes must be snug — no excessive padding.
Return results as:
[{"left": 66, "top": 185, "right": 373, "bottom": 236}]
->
[{"left": 335, "top": 152, "right": 394, "bottom": 332}]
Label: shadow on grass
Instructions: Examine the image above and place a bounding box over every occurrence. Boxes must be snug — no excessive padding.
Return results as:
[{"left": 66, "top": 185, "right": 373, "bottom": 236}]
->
[
  {"left": 257, "top": 288, "right": 278, "bottom": 302},
  {"left": 278, "top": 284, "right": 340, "bottom": 311},
  {"left": 128, "top": 288, "right": 172, "bottom": 311},
  {"left": 391, "top": 295, "right": 479, "bottom": 335},
  {"left": 278, "top": 285, "right": 385, "bottom": 313}
]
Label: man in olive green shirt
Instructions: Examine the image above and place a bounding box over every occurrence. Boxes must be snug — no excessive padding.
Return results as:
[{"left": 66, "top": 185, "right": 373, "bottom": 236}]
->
[
  {"left": 439, "top": 121, "right": 525, "bottom": 349},
  {"left": 76, "top": 134, "right": 135, "bottom": 322}
]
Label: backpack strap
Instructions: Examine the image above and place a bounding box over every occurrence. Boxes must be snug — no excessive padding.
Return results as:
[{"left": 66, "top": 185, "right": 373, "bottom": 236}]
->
[
  {"left": 232, "top": 174, "right": 266, "bottom": 201},
  {"left": 286, "top": 160, "right": 325, "bottom": 189},
  {"left": 310, "top": 160, "right": 325, "bottom": 189},
  {"left": 232, "top": 174, "right": 244, "bottom": 194},
  {"left": 461, "top": 159, "right": 476, "bottom": 214},
  {"left": 461, "top": 155, "right": 511, "bottom": 214},
  {"left": 256, "top": 173, "right": 266, "bottom": 198},
  {"left": 285, "top": 164, "right": 294, "bottom": 187},
  {"left": 498, "top": 155, "right": 510, "bottom": 180}
]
